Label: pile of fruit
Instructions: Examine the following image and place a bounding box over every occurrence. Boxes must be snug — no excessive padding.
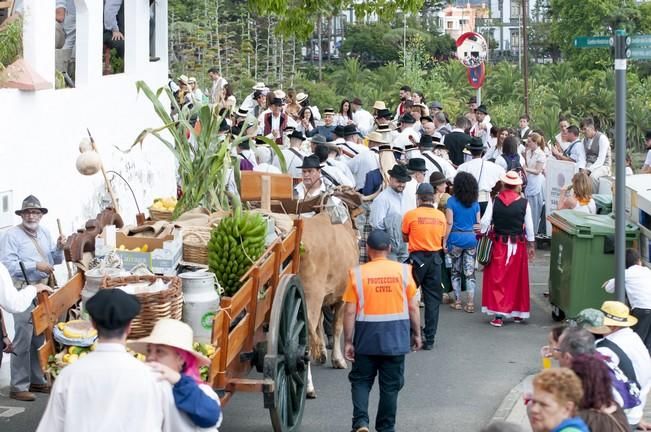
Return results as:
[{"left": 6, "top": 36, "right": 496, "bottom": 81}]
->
[
  {"left": 208, "top": 211, "right": 267, "bottom": 296},
  {"left": 57, "top": 320, "right": 97, "bottom": 339},
  {"left": 193, "top": 342, "right": 216, "bottom": 382},
  {"left": 47, "top": 343, "right": 145, "bottom": 378},
  {"left": 117, "top": 244, "right": 149, "bottom": 252},
  {"left": 150, "top": 197, "right": 177, "bottom": 213}
]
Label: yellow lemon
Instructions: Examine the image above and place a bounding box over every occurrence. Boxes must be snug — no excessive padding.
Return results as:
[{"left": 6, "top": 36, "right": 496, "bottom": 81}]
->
[
  {"left": 141, "top": 244, "right": 149, "bottom": 252},
  {"left": 68, "top": 354, "right": 79, "bottom": 363}
]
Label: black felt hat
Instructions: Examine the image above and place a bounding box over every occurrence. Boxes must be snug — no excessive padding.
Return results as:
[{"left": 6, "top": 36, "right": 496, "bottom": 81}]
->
[
  {"left": 387, "top": 164, "right": 412, "bottom": 182},
  {"left": 297, "top": 155, "right": 323, "bottom": 169},
  {"left": 405, "top": 158, "right": 427, "bottom": 173},
  {"left": 400, "top": 113, "right": 416, "bottom": 124},
  {"left": 289, "top": 130, "right": 306, "bottom": 140},
  {"left": 376, "top": 108, "right": 392, "bottom": 119},
  {"left": 86, "top": 289, "right": 141, "bottom": 330},
  {"left": 466, "top": 136, "right": 484, "bottom": 151},
  {"left": 343, "top": 124, "right": 361, "bottom": 137},
  {"left": 476, "top": 104, "right": 488, "bottom": 115},
  {"left": 419, "top": 135, "right": 434, "bottom": 148}
]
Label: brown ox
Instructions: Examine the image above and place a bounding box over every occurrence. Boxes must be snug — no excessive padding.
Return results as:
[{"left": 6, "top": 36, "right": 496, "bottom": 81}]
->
[{"left": 299, "top": 212, "right": 359, "bottom": 398}]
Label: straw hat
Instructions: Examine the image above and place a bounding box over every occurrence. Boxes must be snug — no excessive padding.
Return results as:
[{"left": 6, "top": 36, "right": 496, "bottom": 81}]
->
[
  {"left": 273, "top": 89, "right": 286, "bottom": 99},
  {"left": 366, "top": 131, "right": 388, "bottom": 144},
  {"left": 373, "top": 100, "right": 386, "bottom": 110},
  {"left": 188, "top": 77, "right": 197, "bottom": 84},
  {"left": 600, "top": 301, "right": 638, "bottom": 327},
  {"left": 296, "top": 92, "right": 309, "bottom": 103},
  {"left": 128, "top": 319, "right": 210, "bottom": 366},
  {"left": 178, "top": 75, "right": 189, "bottom": 84},
  {"left": 500, "top": 171, "right": 523, "bottom": 186},
  {"left": 252, "top": 82, "right": 267, "bottom": 91}
]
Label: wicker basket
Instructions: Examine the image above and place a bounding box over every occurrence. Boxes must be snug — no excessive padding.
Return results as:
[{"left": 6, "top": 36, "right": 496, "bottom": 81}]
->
[
  {"left": 149, "top": 207, "right": 174, "bottom": 222},
  {"left": 182, "top": 228, "right": 212, "bottom": 265},
  {"left": 101, "top": 275, "right": 183, "bottom": 339}
]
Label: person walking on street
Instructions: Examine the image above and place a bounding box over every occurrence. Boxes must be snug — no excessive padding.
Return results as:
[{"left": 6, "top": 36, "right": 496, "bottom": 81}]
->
[
  {"left": 0, "top": 195, "right": 65, "bottom": 401},
  {"left": 445, "top": 172, "right": 481, "bottom": 312},
  {"left": 402, "top": 183, "right": 447, "bottom": 350},
  {"left": 343, "top": 230, "right": 422, "bottom": 432},
  {"left": 480, "top": 172, "right": 535, "bottom": 327}
]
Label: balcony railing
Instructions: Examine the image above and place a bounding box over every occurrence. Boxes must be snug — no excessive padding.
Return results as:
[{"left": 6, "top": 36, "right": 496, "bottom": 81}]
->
[{"left": 475, "top": 17, "right": 520, "bottom": 28}]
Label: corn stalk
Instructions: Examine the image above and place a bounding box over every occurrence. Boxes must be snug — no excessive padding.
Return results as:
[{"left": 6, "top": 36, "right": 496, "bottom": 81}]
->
[{"left": 124, "top": 81, "right": 287, "bottom": 218}]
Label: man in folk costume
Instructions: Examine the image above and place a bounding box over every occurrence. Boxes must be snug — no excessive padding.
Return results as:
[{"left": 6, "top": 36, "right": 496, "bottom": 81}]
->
[
  {"left": 307, "top": 108, "right": 337, "bottom": 141},
  {"left": 359, "top": 136, "right": 398, "bottom": 264},
  {"left": 240, "top": 82, "right": 267, "bottom": 112},
  {"left": 393, "top": 85, "right": 412, "bottom": 120},
  {"left": 345, "top": 128, "right": 377, "bottom": 192},
  {"left": 393, "top": 113, "right": 421, "bottom": 154},
  {"left": 313, "top": 143, "right": 356, "bottom": 188},
  {"left": 262, "top": 97, "right": 288, "bottom": 145},
  {"left": 580, "top": 117, "right": 612, "bottom": 193},
  {"left": 0, "top": 196, "right": 65, "bottom": 401},
  {"left": 480, "top": 171, "right": 536, "bottom": 328},
  {"left": 322, "top": 142, "right": 356, "bottom": 187},
  {"left": 469, "top": 104, "right": 492, "bottom": 150},
  {"left": 276, "top": 129, "right": 308, "bottom": 180},
  {"left": 419, "top": 135, "right": 457, "bottom": 183},
  {"left": 294, "top": 155, "right": 331, "bottom": 200},
  {"left": 402, "top": 158, "right": 429, "bottom": 212},
  {"left": 369, "top": 164, "right": 411, "bottom": 263}
]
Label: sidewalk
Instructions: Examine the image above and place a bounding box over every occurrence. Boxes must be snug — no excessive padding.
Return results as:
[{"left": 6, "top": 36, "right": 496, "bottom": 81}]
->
[{"left": 491, "top": 374, "right": 651, "bottom": 431}]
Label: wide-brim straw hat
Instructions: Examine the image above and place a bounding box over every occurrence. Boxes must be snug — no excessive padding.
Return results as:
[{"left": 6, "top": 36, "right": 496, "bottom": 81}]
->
[
  {"left": 373, "top": 100, "right": 386, "bottom": 110},
  {"left": 128, "top": 318, "right": 210, "bottom": 366},
  {"left": 366, "top": 131, "right": 388, "bottom": 144},
  {"left": 600, "top": 301, "right": 638, "bottom": 328},
  {"left": 500, "top": 171, "right": 523, "bottom": 186},
  {"left": 296, "top": 92, "right": 309, "bottom": 103}
]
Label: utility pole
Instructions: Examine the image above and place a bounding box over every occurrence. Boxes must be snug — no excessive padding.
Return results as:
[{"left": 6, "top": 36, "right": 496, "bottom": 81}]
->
[
  {"left": 403, "top": 13, "right": 407, "bottom": 69},
  {"left": 522, "top": 0, "right": 529, "bottom": 117},
  {"left": 614, "top": 29, "right": 627, "bottom": 302}
]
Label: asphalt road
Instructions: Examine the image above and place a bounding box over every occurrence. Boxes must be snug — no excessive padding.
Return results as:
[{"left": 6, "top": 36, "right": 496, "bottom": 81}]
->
[{"left": 1, "top": 253, "right": 554, "bottom": 432}]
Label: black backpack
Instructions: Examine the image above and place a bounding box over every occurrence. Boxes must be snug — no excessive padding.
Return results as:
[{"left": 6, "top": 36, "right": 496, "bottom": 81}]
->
[{"left": 501, "top": 154, "right": 528, "bottom": 189}]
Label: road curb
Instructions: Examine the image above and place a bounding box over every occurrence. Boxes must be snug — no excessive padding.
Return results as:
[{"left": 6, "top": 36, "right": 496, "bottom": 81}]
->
[{"left": 490, "top": 374, "right": 533, "bottom": 424}]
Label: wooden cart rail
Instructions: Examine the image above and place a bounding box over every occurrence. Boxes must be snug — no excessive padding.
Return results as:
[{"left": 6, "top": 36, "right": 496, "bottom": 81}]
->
[{"left": 209, "top": 220, "right": 303, "bottom": 400}]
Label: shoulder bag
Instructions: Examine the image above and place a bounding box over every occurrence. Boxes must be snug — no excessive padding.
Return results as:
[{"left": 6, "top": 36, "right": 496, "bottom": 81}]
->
[{"left": 476, "top": 198, "right": 494, "bottom": 266}]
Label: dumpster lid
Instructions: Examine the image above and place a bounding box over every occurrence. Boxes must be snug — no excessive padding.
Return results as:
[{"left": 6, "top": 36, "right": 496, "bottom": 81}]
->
[{"left": 548, "top": 210, "right": 637, "bottom": 238}]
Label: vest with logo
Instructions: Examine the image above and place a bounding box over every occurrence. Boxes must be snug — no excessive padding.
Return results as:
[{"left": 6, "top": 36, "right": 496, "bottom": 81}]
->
[{"left": 350, "top": 261, "right": 412, "bottom": 356}]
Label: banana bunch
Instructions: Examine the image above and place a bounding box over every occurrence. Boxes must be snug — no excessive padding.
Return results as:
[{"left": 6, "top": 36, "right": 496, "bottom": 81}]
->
[{"left": 208, "top": 211, "right": 267, "bottom": 296}]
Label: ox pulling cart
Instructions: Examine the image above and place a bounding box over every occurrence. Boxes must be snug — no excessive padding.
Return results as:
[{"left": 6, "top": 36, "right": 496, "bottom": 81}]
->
[{"left": 32, "top": 219, "right": 310, "bottom": 432}]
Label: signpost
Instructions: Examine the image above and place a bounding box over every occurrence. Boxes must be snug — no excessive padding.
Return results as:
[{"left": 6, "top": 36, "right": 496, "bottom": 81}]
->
[
  {"left": 573, "top": 36, "right": 610, "bottom": 48},
  {"left": 573, "top": 31, "right": 651, "bottom": 302}
]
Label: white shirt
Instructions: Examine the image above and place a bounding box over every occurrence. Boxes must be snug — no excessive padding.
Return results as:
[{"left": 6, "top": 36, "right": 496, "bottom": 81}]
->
[
  {"left": 644, "top": 149, "right": 651, "bottom": 169},
  {"left": 480, "top": 198, "right": 535, "bottom": 241},
  {"left": 37, "top": 343, "right": 166, "bottom": 432},
  {"left": 457, "top": 158, "right": 505, "bottom": 195},
  {"left": 294, "top": 180, "right": 328, "bottom": 200},
  {"left": 253, "top": 163, "right": 282, "bottom": 174},
  {"left": 470, "top": 118, "right": 492, "bottom": 148},
  {"left": 322, "top": 163, "right": 355, "bottom": 188},
  {"left": 346, "top": 149, "right": 379, "bottom": 190},
  {"left": 369, "top": 187, "right": 409, "bottom": 230},
  {"left": 604, "top": 265, "right": 651, "bottom": 310},
  {"left": 564, "top": 139, "right": 587, "bottom": 170},
  {"left": 0, "top": 262, "right": 36, "bottom": 313},
  {"left": 162, "top": 383, "right": 221, "bottom": 432},
  {"left": 393, "top": 127, "right": 421, "bottom": 151},
  {"left": 421, "top": 150, "right": 457, "bottom": 182},
  {"left": 277, "top": 147, "right": 307, "bottom": 178},
  {"left": 555, "top": 132, "right": 572, "bottom": 151},
  {"left": 596, "top": 328, "right": 651, "bottom": 425},
  {"left": 403, "top": 178, "right": 424, "bottom": 212},
  {"left": 573, "top": 198, "right": 596, "bottom": 214},
  {"left": 326, "top": 158, "right": 356, "bottom": 186},
  {"left": 524, "top": 147, "right": 546, "bottom": 196},
  {"left": 352, "top": 109, "right": 375, "bottom": 136},
  {"left": 585, "top": 133, "right": 611, "bottom": 171}
]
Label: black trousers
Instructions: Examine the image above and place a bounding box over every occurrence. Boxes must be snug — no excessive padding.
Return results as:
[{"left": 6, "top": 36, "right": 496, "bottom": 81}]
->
[
  {"left": 349, "top": 354, "right": 405, "bottom": 432},
  {"left": 632, "top": 308, "right": 651, "bottom": 354},
  {"left": 410, "top": 251, "right": 442, "bottom": 344}
]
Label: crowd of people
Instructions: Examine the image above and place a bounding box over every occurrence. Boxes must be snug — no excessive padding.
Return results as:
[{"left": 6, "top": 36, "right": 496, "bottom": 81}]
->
[{"left": 485, "top": 298, "right": 651, "bottom": 432}]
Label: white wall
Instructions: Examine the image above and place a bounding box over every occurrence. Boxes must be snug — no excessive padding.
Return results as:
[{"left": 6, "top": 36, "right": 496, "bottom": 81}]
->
[{"left": 0, "top": 0, "right": 175, "bottom": 236}]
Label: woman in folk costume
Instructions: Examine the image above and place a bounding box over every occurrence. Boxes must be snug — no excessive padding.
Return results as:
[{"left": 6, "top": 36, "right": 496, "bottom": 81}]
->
[{"left": 480, "top": 171, "right": 535, "bottom": 327}]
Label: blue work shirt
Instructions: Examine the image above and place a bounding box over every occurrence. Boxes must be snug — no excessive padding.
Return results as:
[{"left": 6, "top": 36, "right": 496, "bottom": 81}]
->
[{"left": 0, "top": 225, "right": 63, "bottom": 283}]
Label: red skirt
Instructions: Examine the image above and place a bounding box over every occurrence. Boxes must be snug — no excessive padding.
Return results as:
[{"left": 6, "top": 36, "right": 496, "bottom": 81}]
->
[{"left": 481, "top": 238, "right": 530, "bottom": 318}]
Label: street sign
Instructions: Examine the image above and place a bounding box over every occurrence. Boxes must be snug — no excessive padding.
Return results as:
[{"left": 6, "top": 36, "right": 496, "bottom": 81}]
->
[
  {"left": 628, "top": 47, "right": 651, "bottom": 60},
  {"left": 574, "top": 36, "right": 611, "bottom": 48},
  {"left": 631, "top": 35, "right": 651, "bottom": 47}
]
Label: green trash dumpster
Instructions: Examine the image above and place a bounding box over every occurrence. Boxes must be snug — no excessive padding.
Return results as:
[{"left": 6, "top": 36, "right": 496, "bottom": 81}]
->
[
  {"left": 548, "top": 210, "right": 638, "bottom": 321},
  {"left": 592, "top": 194, "right": 613, "bottom": 215}
]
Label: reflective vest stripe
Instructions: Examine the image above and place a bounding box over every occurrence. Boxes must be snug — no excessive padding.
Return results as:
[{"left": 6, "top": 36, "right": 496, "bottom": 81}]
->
[{"left": 353, "top": 264, "right": 410, "bottom": 322}]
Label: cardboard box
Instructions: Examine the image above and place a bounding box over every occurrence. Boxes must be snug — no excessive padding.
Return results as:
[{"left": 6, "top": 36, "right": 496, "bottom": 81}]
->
[{"left": 115, "top": 229, "right": 182, "bottom": 275}]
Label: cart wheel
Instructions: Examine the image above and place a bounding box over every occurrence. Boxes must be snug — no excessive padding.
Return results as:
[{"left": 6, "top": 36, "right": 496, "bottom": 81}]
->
[
  {"left": 551, "top": 305, "right": 565, "bottom": 322},
  {"left": 264, "top": 275, "right": 309, "bottom": 432}
]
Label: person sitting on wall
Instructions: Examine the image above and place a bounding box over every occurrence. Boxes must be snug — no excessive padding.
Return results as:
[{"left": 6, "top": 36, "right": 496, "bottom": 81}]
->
[{"left": 103, "top": 0, "right": 125, "bottom": 61}]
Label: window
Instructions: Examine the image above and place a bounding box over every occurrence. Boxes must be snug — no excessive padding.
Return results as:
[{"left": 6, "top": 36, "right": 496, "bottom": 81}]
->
[
  {"left": 510, "top": 0, "right": 521, "bottom": 18},
  {"left": 511, "top": 30, "right": 520, "bottom": 50},
  {"left": 459, "top": 19, "right": 468, "bottom": 26},
  {"left": 447, "top": 21, "right": 454, "bottom": 29}
]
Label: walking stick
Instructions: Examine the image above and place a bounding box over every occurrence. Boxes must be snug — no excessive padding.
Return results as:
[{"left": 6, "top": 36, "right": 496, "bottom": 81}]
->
[{"left": 57, "top": 218, "right": 73, "bottom": 279}]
